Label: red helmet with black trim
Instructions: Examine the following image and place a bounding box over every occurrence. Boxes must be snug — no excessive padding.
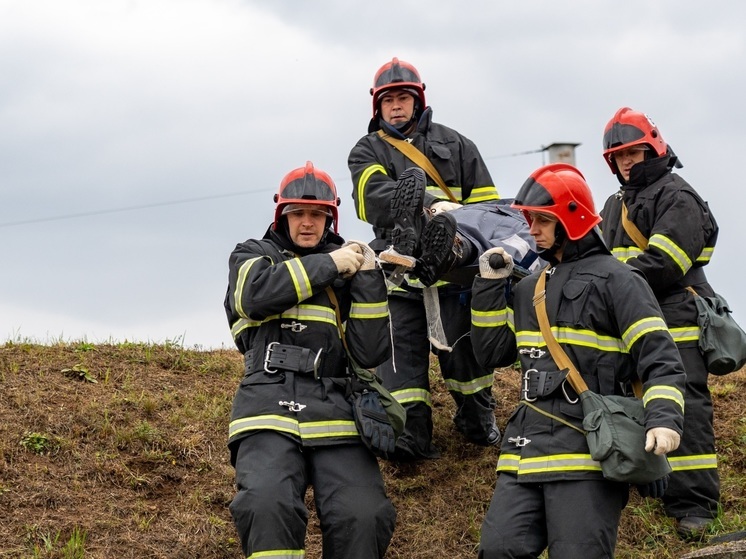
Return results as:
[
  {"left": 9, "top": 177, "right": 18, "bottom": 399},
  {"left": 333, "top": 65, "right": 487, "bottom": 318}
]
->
[
  {"left": 370, "top": 57, "right": 426, "bottom": 117},
  {"left": 512, "top": 163, "right": 601, "bottom": 241},
  {"left": 602, "top": 107, "right": 667, "bottom": 173},
  {"left": 273, "top": 161, "right": 341, "bottom": 232}
]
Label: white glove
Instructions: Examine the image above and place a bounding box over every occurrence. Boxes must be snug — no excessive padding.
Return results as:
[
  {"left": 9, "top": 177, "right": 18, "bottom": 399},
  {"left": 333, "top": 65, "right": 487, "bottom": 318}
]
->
[
  {"left": 430, "top": 201, "right": 461, "bottom": 215},
  {"left": 478, "top": 247, "right": 514, "bottom": 280},
  {"left": 645, "top": 427, "right": 681, "bottom": 455},
  {"left": 342, "top": 240, "right": 376, "bottom": 270},
  {"left": 330, "top": 244, "right": 364, "bottom": 278}
]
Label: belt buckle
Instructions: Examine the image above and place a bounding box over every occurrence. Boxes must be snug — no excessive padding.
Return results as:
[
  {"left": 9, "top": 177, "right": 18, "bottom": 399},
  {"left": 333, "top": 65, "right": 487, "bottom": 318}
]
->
[
  {"left": 264, "top": 342, "right": 279, "bottom": 373},
  {"left": 312, "top": 349, "right": 324, "bottom": 379},
  {"left": 522, "top": 368, "right": 538, "bottom": 402}
]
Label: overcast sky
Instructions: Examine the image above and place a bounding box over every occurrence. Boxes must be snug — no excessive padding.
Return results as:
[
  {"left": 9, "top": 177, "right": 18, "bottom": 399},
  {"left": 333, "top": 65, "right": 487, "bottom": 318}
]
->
[{"left": 2, "top": 0, "right": 744, "bottom": 350}]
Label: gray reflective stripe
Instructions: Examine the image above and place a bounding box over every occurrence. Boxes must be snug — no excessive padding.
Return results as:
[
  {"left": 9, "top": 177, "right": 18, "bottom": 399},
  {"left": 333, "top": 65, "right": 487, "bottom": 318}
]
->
[
  {"left": 298, "top": 420, "right": 358, "bottom": 439},
  {"left": 643, "top": 385, "right": 685, "bottom": 411},
  {"left": 444, "top": 373, "right": 493, "bottom": 396},
  {"left": 357, "top": 164, "right": 387, "bottom": 222},
  {"left": 670, "top": 326, "right": 700, "bottom": 343},
  {"left": 471, "top": 309, "right": 508, "bottom": 328},
  {"left": 229, "top": 416, "right": 358, "bottom": 441},
  {"left": 349, "top": 301, "right": 388, "bottom": 319},
  {"left": 283, "top": 258, "right": 312, "bottom": 301},
  {"left": 622, "top": 316, "right": 669, "bottom": 350},
  {"left": 426, "top": 185, "right": 463, "bottom": 200},
  {"left": 248, "top": 549, "right": 305, "bottom": 558},
  {"left": 518, "top": 327, "right": 625, "bottom": 354},
  {"left": 391, "top": 387, "right": 432, "bottom": 407},
  {"left": 668, "top": 454, "right": 718, "bottom": 471},
  {"left": 697, "top": 247, "right": 714, "bottom": 263},
  {"left": 649, "top": 233, "right": 692, "bottom": 274},
  {"left": 234, "top": 256, "right": 267, "bottom": 318},
  {"left": 230, "top": 304, "right": 337, "bottom": 339},
  {"left": 611, "top": 246, "right": 643, "bottom": 262},
  {"left": 497, "top": 453, "right": 602, "bottom": 475},
  {"left": 463, "top": 185, "right": 499, "bottom": 203}
]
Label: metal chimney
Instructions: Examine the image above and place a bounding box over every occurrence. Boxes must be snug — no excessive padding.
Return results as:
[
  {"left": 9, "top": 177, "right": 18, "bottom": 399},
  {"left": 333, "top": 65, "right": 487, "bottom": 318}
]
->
[{"left": 545, "top": 143, "right": 581, "bottom": 166}]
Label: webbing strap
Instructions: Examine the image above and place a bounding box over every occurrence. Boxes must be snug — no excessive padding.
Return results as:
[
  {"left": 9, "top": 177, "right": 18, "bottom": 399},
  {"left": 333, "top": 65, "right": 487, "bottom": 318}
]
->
[
  {"left": 521, "top": 400, "right": 586, "bottom": 435},
  {"left": 621, "top": 202, "right": 649, "bottom": 250}
]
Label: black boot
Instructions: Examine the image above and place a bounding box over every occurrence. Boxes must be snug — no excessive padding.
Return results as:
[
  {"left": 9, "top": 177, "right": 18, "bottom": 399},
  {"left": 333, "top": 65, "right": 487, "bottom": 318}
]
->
[
  {"left": 416, "top": 212, "right": 471, "bottom": 287},
  {"left": 380, "top": 167, "right": 427, "bottom": 268}
]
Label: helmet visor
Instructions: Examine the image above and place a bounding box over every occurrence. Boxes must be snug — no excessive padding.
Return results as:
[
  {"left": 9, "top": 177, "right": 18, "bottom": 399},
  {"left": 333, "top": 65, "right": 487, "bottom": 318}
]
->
[{"left": 603, "top": 122, "right": 646, "bottom": 150}]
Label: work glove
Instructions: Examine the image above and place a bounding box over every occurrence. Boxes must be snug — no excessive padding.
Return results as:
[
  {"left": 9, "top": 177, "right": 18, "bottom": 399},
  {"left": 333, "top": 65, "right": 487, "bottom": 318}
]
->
[
  {"left": 478, "top": 247, "right": 514, "bottom": 280},
  {"left": 430, "top": 201, "right": 461, "bottom": 215},
  {"left": 645, "top": 427, "right": 681, "bottom": 455},
  {"left": 353, "top": 389, "right": 397, "bottom": 458},
  {"left": 635, "top": 475, "right": 669, "bottom": 499},
  {"left": 330, "top": 244, "right": 364, "bottom": 278},
  {"left": 342, "top": 240, "right": 376, "bottom": 270}
]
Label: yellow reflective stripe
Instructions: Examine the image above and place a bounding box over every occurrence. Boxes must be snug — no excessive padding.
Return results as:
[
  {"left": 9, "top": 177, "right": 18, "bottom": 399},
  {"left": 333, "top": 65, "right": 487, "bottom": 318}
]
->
[
  {"left": 230, "top": 305, "right": 337, "bottom": 340},
  {"left": 426, "top": 185, "right": 463, "bottom": 200},
  {"left": 517, "top": 327, "right": 625, "bottom": 354},
  {"left": 668, "top": 454, "right": 718, "bottom": 471},
  {"left": 299, "top": 420, "right": 358, "bottom": 439},
  {"left": 234, "top": 256, "right": 267, "bottom": 318},
  {"left": 391, "top": 387, "right": 432, "bottom": 407},
  {"left": 471, "top": 308, "right": 508, "bottom": 328},
  {"left": 229, "top": 416, "right": 358, "bottom": 441},
  {"left": 497, "top": 453, "right": 602, "bottom": 474},
  {"left": 643, "top": 385, "right": 685, "bottom": 411},
  {"left": 231, "top": 316, "right": 264, "bottom": 338},
  {"left": 356, "top": 164, "right": 387, "bottom": 222},
  {"left": 649, "top": 233, "right": 692, "bottom": 274},
  {"left": 249, "top": 550, "right": 305, "bottom": 559},
  {"left": 697, "top": 247, "right": 714, "bottom": 263},
  {"left": 670, "top": 326, "right": 700, "bottom": 343},
  {"left": 349, "top": 301, "right": 389, "bottom": 320},
  {"left": 462, "top": 186, "right": 500, "bottom": 204},
  {"left": 622, "top": 316, "right": 669, "bottom": 350},
  {"left": 444, "top": 372, "right": 494, "bottom": 396},
  {"left": 611, "top": 246, "right": 643, "bottom": 262},
  {"left": 283, "top": 258, "right": 312, "bottom": 301}
]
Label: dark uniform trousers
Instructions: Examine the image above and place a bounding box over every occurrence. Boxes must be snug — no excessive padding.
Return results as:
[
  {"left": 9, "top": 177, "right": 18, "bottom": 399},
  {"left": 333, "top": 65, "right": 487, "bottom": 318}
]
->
[
  {"left": 379, "top": 290, "right": 497, "bottom": 457},
  {"left": 479, "top": 474, "right": 629, "bottom": 559},
  {"left": 230, "top": 432, "right": 396, "bottom": 559}
]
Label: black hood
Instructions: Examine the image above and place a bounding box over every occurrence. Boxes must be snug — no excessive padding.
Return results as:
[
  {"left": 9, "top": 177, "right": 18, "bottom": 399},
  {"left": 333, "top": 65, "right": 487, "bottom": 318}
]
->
[{"left": 618, "top": 147, "right": 682, "bottom": 189}]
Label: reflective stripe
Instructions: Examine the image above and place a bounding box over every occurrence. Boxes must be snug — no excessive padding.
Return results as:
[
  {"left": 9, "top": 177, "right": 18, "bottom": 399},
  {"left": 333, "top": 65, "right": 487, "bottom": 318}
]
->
[
  {"left": 497, "top": 452, "right": 602, "bottom": 475},
  {"left": 462, "top": 185, "right": 500, "bottom": 204},
  {"left": 391, "top": 387, "right": 432, "bottom": 407},
  {"left": 622, "top": 316, "right": 669, "bottom": 350},
  {"left": 670, "top": 326, "right": 700, "bottom": 343},
  {"left": 249, "top": 549, "right": 305, "bottom": 558},
  {"left": 231, "top": 305, "right": 337, "bottom": 340},
  {"left": 229, "top": 415, "right": 358, "bottom": 441},
  {"left": 283, "top": 258, "right": 312, "bottom": 301},
  {"left": 471, "top": 308, "right": 508, "bottom": 328},
  {"left": 697, "top": 247, "right": 714, "bottom": 264},
  {"left": 234, "top": 256, "right": 267, "bottom": 318},
  {"left": 349, "top": 301, "right": 389, "bottom": 320},
  {"left": 649, "top": 233, "right": 692, "bottom": 274},
  {"left": 444, "top": 372, "right": 493, "bottom": 396},
  {"left": 610, "top": 246, "right": 643, "bottom": 262},
  {"left": 668, "top": 454, "right": 718, "bottom": 471},
  {"left": 516, "top": 327, "right": 625, "bottom": 354},
  {"left": 356, "top": 164, "right": 387, "bottom": 222},
  {"left": 643, "top": 385, "right": 685, "bottom": 411},
  {"left": 426, "top": 185, "right": 462, "bottom": 200}
]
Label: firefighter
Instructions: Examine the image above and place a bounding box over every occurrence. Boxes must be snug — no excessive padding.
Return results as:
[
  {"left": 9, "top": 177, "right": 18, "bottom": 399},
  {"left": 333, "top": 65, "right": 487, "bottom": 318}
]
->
[
  {"left": 224, "top": 162, "right": 396, "bottom": 559},
  {"left": 471, "top": 164, "right": 685, "bottom": 558},
  {"left": 599, "top": 107, "right": 720, "bottom": 538},
  {"left": 348, "top": 57, "right": 502, "bottom": 460}
]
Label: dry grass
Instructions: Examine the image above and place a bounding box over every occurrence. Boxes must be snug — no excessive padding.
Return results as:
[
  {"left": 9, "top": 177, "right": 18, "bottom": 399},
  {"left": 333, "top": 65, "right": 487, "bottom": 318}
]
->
[{"left": 0, "top": 342, "right": 743, "bottom": 558}]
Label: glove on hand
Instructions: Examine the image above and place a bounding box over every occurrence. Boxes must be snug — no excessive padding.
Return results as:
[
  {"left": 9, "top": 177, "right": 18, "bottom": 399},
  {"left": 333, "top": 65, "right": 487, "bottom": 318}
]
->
[
  {"left": 636, "top": 475, "right": 669, "bottom": 499},
  {"left": 330, "top": 244, "right": 364, "bottom": 278},
  {"left": 353, "top": 390, "right": 396, "bottom": 458},
  {"left": 430, "top": 201, "right": 461, "bottom": 215},
  {"left": 645, "top": 427, "right": 681, "bottom": 455},
  {"left": 342, "top": 240, "right": 376, "bottom": 270},
  {"left": 478, "top": 247, "right": 514, "bottom": 280}
]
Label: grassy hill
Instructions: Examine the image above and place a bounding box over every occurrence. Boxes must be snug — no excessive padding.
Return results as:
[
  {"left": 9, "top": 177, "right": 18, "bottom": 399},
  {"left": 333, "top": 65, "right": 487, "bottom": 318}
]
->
[{"left": 0, "top": 341, "right": 743, "bottom": 558}]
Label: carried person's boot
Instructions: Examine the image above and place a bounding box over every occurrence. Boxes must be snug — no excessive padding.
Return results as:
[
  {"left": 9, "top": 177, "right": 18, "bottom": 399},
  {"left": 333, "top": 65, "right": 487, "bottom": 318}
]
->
[
  {"left": 416, "top": 212, "right": 473, "bottom": 287},
  {"left": 379, "top": 167, "right": 427, "bottom": 269}
]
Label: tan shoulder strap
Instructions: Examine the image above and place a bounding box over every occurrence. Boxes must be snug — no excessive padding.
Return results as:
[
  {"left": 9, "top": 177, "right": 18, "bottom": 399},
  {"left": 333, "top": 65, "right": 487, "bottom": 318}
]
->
[
  {"left": 533, "top": 267, "right": 643, "bottom": 398},
  {"left": 376, "top": 130, "right": 459, "bottom": 204},
  {"left": 325, "top": 286, "right": 349, "bottom": 354},
  {"left": 621, "top": 202, "right": 649, "bottom": 250}
]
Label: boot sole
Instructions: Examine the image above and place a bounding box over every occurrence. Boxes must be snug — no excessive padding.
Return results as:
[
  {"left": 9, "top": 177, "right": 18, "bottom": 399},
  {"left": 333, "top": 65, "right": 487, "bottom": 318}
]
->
[
  {"left": 417, "top": 213, "right": 457, "bottom": 286},
  {"left": 390, "top": 167, "right": 426, "bottom": 257}
]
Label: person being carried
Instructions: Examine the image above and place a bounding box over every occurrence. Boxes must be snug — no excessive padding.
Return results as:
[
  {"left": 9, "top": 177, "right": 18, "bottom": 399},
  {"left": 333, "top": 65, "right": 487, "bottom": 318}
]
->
[
  {"left": 224, "top": 162, "right": 396, "bottom": 559},
  {"left": 471, "top": 163, "right": 685, "bottom": 559}
]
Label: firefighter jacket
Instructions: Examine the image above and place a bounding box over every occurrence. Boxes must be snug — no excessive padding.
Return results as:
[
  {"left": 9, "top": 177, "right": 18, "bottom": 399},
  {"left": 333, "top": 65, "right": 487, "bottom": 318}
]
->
[
  {"left": 470, "top": 233, "right": 686, "bottom": 483},
  {"left": 348, "top": 107, "right": 500, "bottom": 254},
  {"left": 599, "top": 153, "right": 719, "bottom": 339},
  {"left": 224, "top": 227, "right": 391, "bottom": 464}
]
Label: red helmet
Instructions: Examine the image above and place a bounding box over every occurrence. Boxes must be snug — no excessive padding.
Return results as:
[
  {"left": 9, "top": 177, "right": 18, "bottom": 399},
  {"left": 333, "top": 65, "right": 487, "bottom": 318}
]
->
[
  {"left": 602, "top": 107, "right": 667, "bottom": 173},
  {"left": 273, "top": 161, "right": 341, "bottom": 232},
  {"left": 370, "top": 57, "right": 427, "bottom": 117},
  {"left": 512, "top": 163, "right": 601, "bottom": 241}
]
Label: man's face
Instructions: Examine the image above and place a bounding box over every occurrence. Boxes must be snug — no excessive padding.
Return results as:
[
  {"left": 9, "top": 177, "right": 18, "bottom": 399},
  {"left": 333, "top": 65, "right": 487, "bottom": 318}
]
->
[
  {"left": 379, "top": 89, "right": 415, "bottom": 125},
  {"left": 613, "top": 145, "right": 648, "bottom": 181},
  {"left": 527, "top": 212, "right": 559, "bottom": 250},
  {"left": 285, "top": 205, "right": 330, "bottom": 248}
]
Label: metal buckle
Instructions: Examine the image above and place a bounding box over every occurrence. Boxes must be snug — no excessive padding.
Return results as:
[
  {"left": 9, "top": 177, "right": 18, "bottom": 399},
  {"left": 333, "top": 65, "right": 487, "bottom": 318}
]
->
[
  {"left": 312, "top": 349, "right": 323, "bottom": 379},
  {"left": 281, "top": 321, "right": 307, "bottom": 332},
  {"left": 522, "top": 368, "right": 538, "bottom": 402},
  {"left": 279, "top": 400, "right": 307, "bottom": 412},
  {"left": 264, "top": 342, "right": 279, "bottom": 373},
  {"left": 519, "top": 347, "right": 546, "bottom": 359},
  {"left": 507, "top": 436, "right": 532, "bottom": 447},
  {"left": 561, "top": 379, "right": 579, "bottom": 404}
]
